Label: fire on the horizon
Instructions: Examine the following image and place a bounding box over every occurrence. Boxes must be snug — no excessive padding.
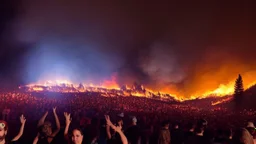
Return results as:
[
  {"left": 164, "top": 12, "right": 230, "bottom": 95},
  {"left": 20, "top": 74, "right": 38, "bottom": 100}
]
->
[
  {"left": 20, "top": 80, "right": 175, "bottom": 100},
  {"left": 19, "top": 76, "right": 256, "bottom": 103}
]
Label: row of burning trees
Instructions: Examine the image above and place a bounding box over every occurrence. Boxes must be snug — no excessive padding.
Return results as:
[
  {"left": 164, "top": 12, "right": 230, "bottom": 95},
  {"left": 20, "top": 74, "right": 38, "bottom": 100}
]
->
[
  {"left": 20, "top": 82, "right": 172, "bottom": 100},
  {"left": 19, "top": 74, "right": 247, "bottom": 106}
]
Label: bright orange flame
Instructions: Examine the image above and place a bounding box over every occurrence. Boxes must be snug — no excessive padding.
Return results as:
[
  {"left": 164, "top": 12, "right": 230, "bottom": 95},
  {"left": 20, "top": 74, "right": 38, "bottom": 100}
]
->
[
  {"left": 101, "top": 75, "right": 119, "bottom": 89},
  {"left": 211, "top": 97, "right": 233, "bottom": 106},
  {"left": 190, "top": 79, "right": 256, "bottom": 100},
  {"left": 21, "top": 71, "right": 256, "bottom": 102},
  {"left": 32, "top": 87, "right": 44, "bottom": 92}
]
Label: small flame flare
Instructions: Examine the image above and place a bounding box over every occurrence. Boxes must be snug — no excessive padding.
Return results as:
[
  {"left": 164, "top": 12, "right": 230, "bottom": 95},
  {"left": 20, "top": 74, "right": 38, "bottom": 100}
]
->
[{"left": 211, "top": 97, "right": 233, "bottom": 106}]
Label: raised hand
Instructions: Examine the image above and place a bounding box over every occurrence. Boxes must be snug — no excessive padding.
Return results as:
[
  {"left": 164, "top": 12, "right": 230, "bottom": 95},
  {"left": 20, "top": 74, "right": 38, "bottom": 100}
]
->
[
  {"left": 105, "top": 115, "right": 114, "bottom": 127},
  {"left": 115, "top": 125, "right": 123, "bottom": 133},
  {"left": 105, "top": 115, "right": 111, "bottom": 126},
  {"left": 20, "top": 114, "right": 26, "bottom": 124},
  {"left": 64, "top": 112, "right": 72, "bottom": 125},
  {"left": 53, "top": 107, "right": 57, "bottom": 113}
]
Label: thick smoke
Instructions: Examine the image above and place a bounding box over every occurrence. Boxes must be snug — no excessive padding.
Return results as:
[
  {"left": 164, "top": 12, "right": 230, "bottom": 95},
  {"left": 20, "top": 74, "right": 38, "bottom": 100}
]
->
[
  {"left": 0, "top": 0, "right": 255, "bottom": 98},
  {"left": 13, "top": 0, "right": 129, "bottom": 84},
  {"left": 22, "top": 41, "right": 126, "bottom": 84},
  {"left": 138, "top": 42, "right": 185, "bottom": 95},
  {"left": 140, "top": 42, "right": 185, "bottom": 84}
]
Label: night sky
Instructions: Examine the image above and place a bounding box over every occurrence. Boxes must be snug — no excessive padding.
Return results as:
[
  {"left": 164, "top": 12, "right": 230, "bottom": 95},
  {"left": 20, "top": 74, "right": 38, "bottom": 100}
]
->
[{"left": 0, "top": 0, "right": 255, "bottom": 97}]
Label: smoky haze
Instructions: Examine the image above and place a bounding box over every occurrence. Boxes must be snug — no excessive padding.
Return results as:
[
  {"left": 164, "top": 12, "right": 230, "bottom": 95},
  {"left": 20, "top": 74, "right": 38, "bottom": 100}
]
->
[{"left": 0, "top": 0, "right": 255, "bottom": 98}]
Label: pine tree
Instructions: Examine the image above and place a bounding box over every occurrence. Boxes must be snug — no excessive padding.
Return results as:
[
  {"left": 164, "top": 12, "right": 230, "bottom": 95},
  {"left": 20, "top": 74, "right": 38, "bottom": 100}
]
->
[{"left": 234, "top": 74, "right": 244, "bottom": 108}]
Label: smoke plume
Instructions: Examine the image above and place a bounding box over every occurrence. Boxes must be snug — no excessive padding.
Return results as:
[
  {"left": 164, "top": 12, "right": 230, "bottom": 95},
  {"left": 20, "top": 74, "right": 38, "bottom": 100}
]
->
[{"left": 0, "top": 0, "right": 255, "bottom": 98}]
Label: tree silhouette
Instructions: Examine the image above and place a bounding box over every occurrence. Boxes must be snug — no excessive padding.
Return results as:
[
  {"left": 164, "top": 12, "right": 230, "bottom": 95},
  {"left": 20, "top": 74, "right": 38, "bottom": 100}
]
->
[{"left": 234, "top": 74, "right": 244, "bottom": 108}]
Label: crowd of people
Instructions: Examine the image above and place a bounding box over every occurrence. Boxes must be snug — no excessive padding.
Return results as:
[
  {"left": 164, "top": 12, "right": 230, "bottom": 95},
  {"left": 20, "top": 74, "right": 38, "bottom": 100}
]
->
[{"left": 0, "top": 91, "right": 256, "bottom": 144}]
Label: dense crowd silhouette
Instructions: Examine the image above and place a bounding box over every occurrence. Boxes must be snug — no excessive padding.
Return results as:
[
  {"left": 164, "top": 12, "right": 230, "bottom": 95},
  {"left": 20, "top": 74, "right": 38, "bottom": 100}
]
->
[{"left": 1, "top": 91, "right": 256, "bottom": 144}]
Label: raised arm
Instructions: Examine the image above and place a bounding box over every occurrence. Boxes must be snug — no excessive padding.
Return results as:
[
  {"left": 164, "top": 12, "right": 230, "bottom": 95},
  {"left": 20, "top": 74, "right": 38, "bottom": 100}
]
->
[
  {"left": 64, "top": 112, "right": 72, "bottom": 140},
  {"left": 115, "top": 126, "right": 128, "bottom": 144},
  {"left": 105, "top": 115, "right": 128, "bottom": 144},
  {"left": 37, "top": 111, "right": 48, "bottom": 127},
  {"left": 12, "top": 115, "right": 26, "bottom": 141},
  {"left": 106, "top": 124, "right": 112, "bottom": 139},
  {"left": 32, "top": 133, "right": 39, "bottom": 144},
  {"left": 51, "top": 107, "right": 60, "bottom": 137}
]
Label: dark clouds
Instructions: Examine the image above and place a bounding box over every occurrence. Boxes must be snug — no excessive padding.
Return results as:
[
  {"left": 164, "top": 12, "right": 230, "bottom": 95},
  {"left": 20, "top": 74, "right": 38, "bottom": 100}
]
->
[{"left": 0, "top": 0, "right": 255, "bottom": 97}]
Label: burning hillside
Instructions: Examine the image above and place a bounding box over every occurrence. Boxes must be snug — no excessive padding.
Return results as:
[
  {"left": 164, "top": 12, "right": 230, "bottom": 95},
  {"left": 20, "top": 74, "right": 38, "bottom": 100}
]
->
[
  {"left": 19, "top": 76, "right": 254, "bottom": 104},
  {"left": 19, "top": 80, "right": 176, "bottom": 101},
  {"left": 19, "top": 81, "right": 237, "bottom": 106},
  {"left": 18, "top": 69, "right": 256, "bottom": 104}
]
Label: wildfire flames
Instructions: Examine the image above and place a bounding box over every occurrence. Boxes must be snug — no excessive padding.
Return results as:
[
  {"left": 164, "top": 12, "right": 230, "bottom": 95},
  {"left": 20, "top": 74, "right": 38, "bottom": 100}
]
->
[
  {"left": 19, "top": 80, "right": 175, "bottom": 101},
  {"left": 19, "top": 74, "right": 256, "bottom": 104}
]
